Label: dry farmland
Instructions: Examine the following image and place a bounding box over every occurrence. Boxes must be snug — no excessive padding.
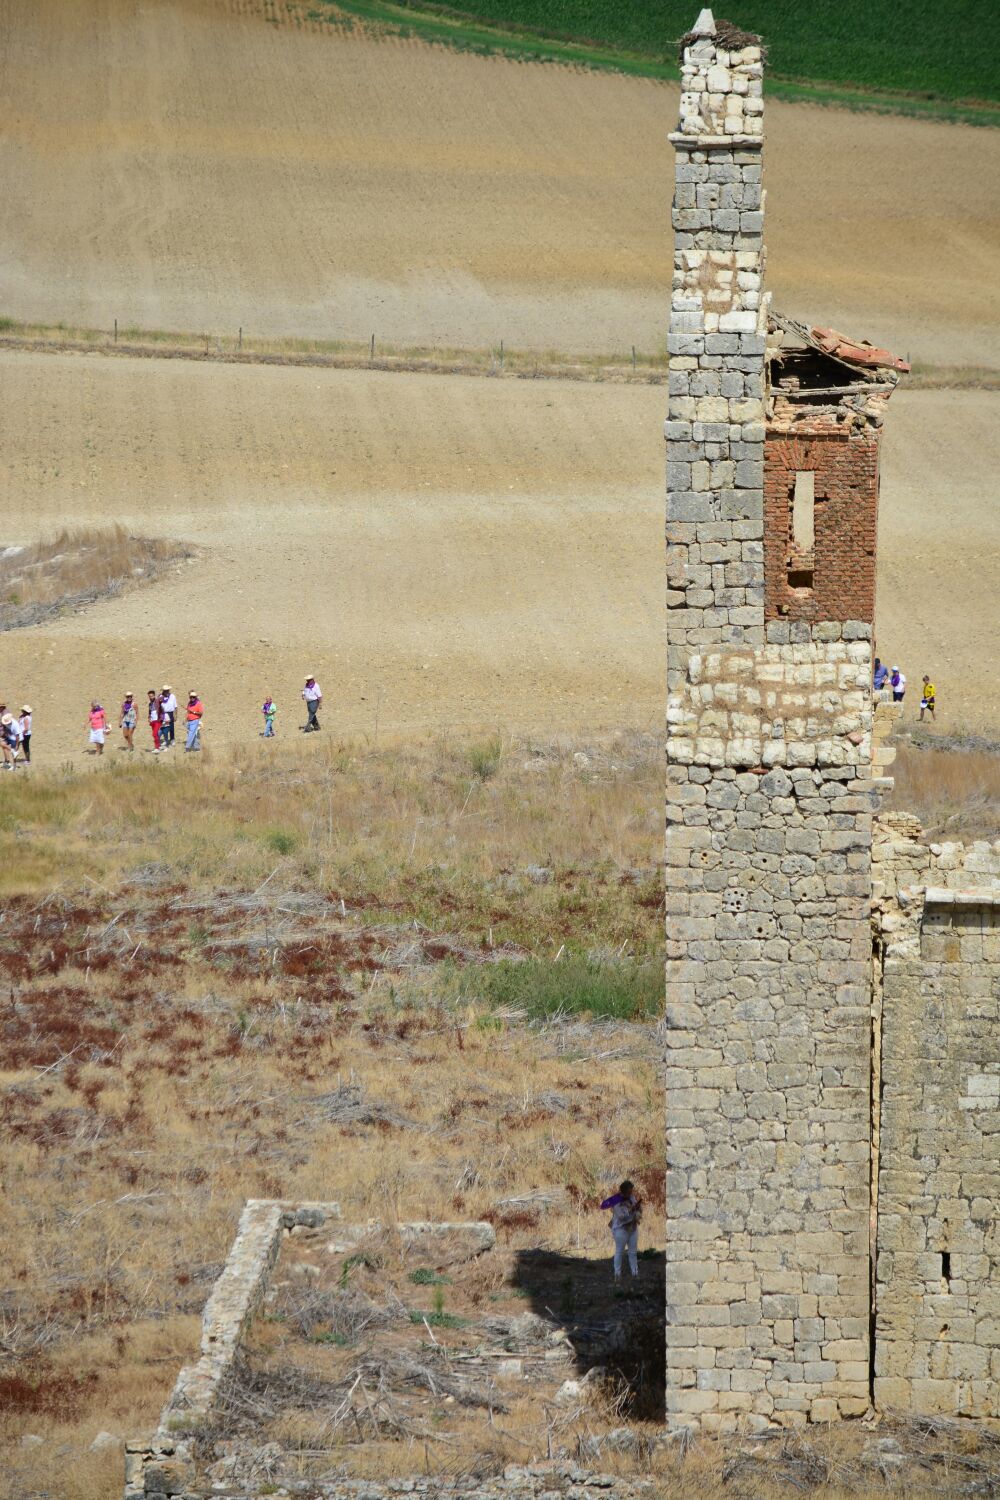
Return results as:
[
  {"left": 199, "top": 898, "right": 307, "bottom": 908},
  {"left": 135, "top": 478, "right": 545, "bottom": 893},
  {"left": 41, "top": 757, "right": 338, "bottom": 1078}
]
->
[
  {"left": 1, "top": 0, "right": 999, "bottom": 366},
  {"left": 0, "top": 353, "right": 998, "bottom": 757},
  {"left": 0, "top": 0, "right": 998, "bottom": 750}
]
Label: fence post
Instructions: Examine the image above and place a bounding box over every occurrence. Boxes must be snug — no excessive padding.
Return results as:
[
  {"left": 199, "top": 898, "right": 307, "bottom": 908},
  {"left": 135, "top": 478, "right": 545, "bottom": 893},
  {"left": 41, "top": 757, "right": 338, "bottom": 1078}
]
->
[
  {"left": 238, "top": 326, "right": 242, "bottom": 351},
  {"left": 370, "top": 333, "right": 375, "bottom": 364},
  {"left": 114, "top": 319, "right": 117, "bottom": 344},
  {"left": 632, "top": 344, "right": 636, "bottom": 371}
]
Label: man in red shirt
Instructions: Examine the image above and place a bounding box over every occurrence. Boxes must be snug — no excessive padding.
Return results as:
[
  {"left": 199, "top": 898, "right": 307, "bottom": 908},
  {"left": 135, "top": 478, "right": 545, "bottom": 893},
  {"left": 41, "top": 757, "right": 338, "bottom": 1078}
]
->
[{"left": 184, "top": 691, "right": 204, "bottom": 752}]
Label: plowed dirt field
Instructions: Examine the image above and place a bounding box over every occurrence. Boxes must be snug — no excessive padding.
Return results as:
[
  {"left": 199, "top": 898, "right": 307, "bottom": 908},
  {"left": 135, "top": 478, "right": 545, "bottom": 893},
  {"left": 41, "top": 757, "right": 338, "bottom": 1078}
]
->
[
  {"left": 1, "top": 352, "right": 996, "bottom": 760},
  {"left": 1, "top": 0, "right": 999, "bottom": 365}
]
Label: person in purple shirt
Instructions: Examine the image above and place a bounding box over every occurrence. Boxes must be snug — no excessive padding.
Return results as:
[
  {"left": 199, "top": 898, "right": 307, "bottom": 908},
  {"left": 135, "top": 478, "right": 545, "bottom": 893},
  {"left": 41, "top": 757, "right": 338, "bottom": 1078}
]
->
[{"left": 600, "top": 1179, "right": 643, "bottom": 1283}]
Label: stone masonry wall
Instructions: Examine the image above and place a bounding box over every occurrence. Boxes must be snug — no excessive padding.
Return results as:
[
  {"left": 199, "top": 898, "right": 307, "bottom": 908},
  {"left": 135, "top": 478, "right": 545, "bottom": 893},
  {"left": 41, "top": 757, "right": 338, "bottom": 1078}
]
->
[
  {"left": 666, "top": 625, "right": 876, "bottom": 1429},
  {"left": 665, "top": 12, "right": 877, "bottom": 1431},
  {"left": 665, "top": 13, "right": 766, "bottom": 660},
  {"left": 874, "top": 823, "right": 1000, "bottom": 1419}
]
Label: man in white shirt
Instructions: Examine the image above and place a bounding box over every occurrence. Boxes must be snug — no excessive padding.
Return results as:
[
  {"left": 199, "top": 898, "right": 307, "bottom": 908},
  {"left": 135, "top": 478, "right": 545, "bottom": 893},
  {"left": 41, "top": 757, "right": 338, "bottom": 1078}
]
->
[
  {"left": 302, "top": 676, "right": 322, "bottom": 733},
  {"left": 161, "top": 685, "right": 178, "bottom": 747}
]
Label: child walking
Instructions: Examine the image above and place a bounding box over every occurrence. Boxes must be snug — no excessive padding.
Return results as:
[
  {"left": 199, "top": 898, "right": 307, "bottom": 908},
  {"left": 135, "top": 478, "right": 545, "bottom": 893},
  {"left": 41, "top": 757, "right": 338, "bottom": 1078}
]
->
[
  {"left": 88, "top": 701, "right": 107, "bottom": 756},
  {"left": 920, "top": 675, "right": 936, "bottom": 721},
  {"left": 600, "top": 1179, "right": 643, "bottom": 1284},
  {"left": 261, "top": 695, "right": 277, "bottom": 737}
]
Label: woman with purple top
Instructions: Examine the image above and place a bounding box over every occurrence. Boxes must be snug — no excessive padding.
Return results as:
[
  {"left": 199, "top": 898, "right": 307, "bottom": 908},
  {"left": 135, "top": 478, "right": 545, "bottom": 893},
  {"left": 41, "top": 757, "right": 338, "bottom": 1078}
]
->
[{"left": 600, "top": 1179, "right": 643, "bottom": 1284}]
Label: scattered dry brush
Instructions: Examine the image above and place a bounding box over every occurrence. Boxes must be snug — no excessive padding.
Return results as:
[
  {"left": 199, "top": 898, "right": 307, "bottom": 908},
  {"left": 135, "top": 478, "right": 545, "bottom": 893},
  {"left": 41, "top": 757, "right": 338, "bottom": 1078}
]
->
[{"left": 0, "top": 524, "right": 194, "bottom": 631}]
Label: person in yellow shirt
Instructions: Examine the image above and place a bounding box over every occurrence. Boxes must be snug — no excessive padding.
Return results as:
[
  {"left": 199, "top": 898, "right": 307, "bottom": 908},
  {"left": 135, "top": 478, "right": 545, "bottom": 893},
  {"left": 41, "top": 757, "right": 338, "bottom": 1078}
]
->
[{"left": 920, "top": 675, "right": 936, "bottom": 722}]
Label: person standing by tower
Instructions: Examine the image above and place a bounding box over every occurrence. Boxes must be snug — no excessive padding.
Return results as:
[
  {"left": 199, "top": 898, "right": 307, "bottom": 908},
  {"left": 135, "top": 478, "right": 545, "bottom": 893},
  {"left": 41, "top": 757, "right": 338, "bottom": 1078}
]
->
[{"left": 599, "top": 1179, "right": 643, "bottom": 1285}]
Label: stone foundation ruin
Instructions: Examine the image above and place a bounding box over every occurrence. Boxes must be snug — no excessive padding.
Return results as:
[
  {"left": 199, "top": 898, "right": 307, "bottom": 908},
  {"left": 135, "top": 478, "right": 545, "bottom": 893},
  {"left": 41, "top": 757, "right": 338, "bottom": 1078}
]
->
[{"left": 666, "top": 8, "right": 1000, "bottom": 1432}]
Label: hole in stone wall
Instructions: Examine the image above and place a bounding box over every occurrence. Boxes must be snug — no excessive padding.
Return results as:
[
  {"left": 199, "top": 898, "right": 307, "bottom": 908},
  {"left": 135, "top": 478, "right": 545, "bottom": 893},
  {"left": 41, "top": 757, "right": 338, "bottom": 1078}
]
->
[
  {"left": 787, "top": 569, "right": 814, "bottom": 590},
  {"left": 941, "top": 1251, "right": 952, "bottom": 1286}
]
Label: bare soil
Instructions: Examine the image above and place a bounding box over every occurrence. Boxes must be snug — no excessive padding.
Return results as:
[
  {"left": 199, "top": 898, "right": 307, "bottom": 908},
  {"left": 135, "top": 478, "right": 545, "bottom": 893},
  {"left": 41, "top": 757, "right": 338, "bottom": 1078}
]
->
[
  {"left": 1, "top": 0, "right": 998, "bottom": 366},
  {"left": 0, "top": 352, "right": 996, "bottom": 756}
]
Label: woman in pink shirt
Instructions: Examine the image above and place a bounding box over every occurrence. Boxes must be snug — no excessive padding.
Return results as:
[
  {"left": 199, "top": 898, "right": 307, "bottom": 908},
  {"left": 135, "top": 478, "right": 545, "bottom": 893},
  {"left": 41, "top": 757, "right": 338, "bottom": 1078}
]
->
[{"left": 88, "top": 701, "right": 107, "bottom": 756}]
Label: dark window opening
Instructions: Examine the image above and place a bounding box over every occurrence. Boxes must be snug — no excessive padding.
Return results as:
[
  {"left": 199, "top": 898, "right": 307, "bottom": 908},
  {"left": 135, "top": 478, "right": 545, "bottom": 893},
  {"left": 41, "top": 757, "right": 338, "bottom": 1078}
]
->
[
  {"left": 941, "top": 1251, "right": 952, "bottom": 1285},
  {"left": 787, "top": 569, "right": 814, "bottom": 590}
]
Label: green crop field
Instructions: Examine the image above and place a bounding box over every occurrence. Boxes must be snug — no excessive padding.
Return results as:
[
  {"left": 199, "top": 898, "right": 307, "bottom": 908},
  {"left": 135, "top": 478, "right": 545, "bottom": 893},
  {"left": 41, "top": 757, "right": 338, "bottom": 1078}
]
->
[{"left": 321, "top": 0, "right": 1000, "bottom": 123}]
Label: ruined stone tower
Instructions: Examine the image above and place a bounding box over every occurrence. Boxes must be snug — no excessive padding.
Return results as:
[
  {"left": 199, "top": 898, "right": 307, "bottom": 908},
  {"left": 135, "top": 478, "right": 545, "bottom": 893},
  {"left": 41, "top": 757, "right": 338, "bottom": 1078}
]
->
[{"left": 665, "top": 11, "right": 904, "bottom": 1430}]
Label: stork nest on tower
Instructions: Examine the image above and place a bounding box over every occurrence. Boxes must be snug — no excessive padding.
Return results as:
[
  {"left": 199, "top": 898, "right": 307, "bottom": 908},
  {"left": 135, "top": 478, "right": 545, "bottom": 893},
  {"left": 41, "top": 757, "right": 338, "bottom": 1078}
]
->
[{"left": 678, "top": 18, "right": 764, "bottom": 59}]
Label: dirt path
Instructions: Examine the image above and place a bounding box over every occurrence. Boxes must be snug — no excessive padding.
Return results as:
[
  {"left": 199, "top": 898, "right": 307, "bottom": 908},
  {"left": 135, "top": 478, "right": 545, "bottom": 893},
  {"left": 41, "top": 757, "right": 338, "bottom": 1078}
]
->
[
  {"left": 1, "top": 0, "right": 998, "bottom": 365},
  {"left": 0, "top": 351, "right": 996, "bottom": 762}
]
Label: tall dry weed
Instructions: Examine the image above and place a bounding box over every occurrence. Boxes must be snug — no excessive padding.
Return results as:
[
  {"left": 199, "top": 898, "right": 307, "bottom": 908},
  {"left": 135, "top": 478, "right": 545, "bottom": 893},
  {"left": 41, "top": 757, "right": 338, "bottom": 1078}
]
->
[
  {"left": 890, "top": 743, "right": 1000, "bottom": 842},
  {"left": 0, "top": 524, "right": 193, "bottom": 629}
]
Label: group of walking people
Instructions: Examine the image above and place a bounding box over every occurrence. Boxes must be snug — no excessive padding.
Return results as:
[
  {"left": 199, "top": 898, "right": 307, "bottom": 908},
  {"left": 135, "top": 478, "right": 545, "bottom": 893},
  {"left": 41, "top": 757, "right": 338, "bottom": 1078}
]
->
[
  {"left": 89, "top": 686, "right": 204, "bottom": 756},
  {"left": 0, "top": 675, "right": 325, "bottom": 770},
  {"left": 873, "top": 659, "right": 936, "bottom": 721},
  {"left": 0, "top": 703, "right": 32, "bottom": 769}
]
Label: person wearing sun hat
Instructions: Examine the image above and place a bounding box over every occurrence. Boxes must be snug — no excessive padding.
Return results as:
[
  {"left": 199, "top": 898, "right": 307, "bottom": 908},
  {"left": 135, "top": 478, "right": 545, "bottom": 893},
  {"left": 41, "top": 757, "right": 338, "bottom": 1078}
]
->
[
  {"left": 301, "top": 674, "right": 322, "bottom": 733},
  {"left": 18, "top": 705, "right": 32, "bottom": 763},
  {"left": 88, "top": 701, "right": 107, "bottom": 756},
  {"left": 120, "top": 693, "right": 137, "bottom": 752},
  {"left": 184, "top": 690, "right": 204, "bottom": 752},
  {"left": 161, "top": 684, "right": 178, "bottom": 747},
  {"left": 0, "top": 713, "right": 20, "bottom": 770}
]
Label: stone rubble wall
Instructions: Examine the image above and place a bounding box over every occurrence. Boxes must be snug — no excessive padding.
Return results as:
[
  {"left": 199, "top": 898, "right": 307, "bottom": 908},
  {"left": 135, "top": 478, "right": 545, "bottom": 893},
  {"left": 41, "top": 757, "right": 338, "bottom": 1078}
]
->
[
  {"left": 125, "top": 1207, "right": 497, "bottom": 1498},
  {"left": 125, "top": 1461, "right": 662, "bottom": 1500},
  {"left": 126, "top": 1201, "right": 343, "bottom": 1499},
  {"left": 874, "top": 819, "right": 1000, "bottom": 1419},
  {"left": 159, "top": 1200, "right": 339, "bottom": 1432}
]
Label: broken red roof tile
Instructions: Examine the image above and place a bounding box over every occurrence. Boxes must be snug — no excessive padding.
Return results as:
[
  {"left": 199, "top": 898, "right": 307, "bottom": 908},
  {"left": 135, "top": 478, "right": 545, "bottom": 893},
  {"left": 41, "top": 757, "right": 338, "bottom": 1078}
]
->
[{"left": 809, "top": 326, "right": 911, "bottom": 373}]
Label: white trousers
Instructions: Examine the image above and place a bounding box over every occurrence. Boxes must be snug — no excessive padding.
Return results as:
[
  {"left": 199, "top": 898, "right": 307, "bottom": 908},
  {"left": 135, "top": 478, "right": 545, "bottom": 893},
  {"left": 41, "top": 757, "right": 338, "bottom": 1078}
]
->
[{"left": 612, "top": 1226, "right": 639, "bottom": 1277}]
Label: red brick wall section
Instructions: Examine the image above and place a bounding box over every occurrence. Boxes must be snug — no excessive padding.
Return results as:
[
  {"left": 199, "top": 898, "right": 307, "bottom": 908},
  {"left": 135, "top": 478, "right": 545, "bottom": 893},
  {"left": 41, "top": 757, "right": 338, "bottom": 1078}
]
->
[{"left": 764, "top": 424, "right": 880, "bottom": 624}]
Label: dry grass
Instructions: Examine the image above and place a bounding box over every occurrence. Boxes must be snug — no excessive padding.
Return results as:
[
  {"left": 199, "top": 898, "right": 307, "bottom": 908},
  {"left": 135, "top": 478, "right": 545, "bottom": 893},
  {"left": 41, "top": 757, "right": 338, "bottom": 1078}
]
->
[
  {"left": 0, "top": 733, "right": 663, "bottom": 951},
  {"left": 3, "top": 740, "right": 998, "bottom": 1496},
  {"left": 3, "top": 322, "right": 999, "bottom": 392},
  {"left": 0, "top": 525, "right": 194, "bottom": 631},
  {"left": 0, "top": 319, "right": 670, "bottom": 385},
  {"left": 0, "top": 734, "right": 664, "bottom": 1494},
  {"left": 888, "top": 740, "right": 1000, "bottom": 842}
]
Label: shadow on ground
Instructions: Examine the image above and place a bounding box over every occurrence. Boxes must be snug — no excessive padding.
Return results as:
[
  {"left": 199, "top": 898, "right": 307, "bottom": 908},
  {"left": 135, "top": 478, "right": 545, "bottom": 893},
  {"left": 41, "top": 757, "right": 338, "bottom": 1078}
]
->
[{"left": 513, "top": 1247, "right": 665, "bottom": 1421}]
